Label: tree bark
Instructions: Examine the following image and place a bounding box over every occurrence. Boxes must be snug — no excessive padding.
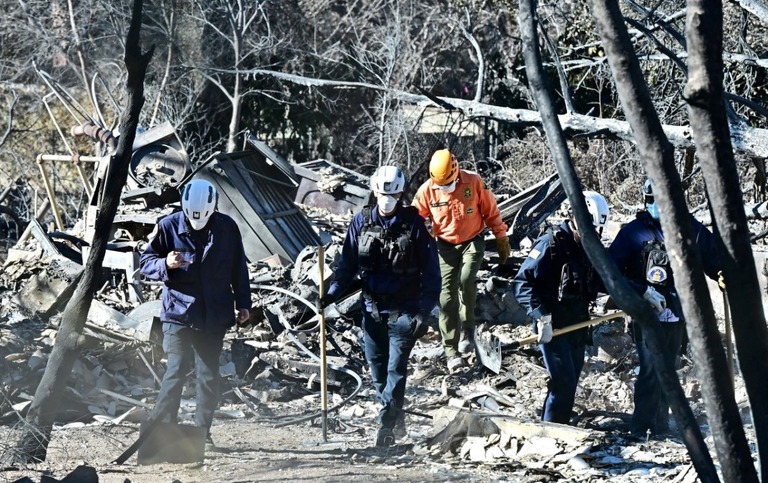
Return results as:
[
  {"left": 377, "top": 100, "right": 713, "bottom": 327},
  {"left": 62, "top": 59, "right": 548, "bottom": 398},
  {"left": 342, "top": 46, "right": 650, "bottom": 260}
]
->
[
  {"left": 589, "top": 0, "right": 756, "bottom": 481},
  {"left": 8, "top": 0, "right": 154, "bottom": 464},
  {"left": 518, "top": 2, "right": 719, "bottom": 480},
  {"left": 685, "top": 0, "right": 768, "bottom": 480}
]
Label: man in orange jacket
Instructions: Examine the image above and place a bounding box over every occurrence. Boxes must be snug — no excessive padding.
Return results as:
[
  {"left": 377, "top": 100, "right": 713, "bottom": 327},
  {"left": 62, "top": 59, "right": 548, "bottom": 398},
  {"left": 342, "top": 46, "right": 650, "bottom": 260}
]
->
[{"left": 413, "top": 149, "right": 510, "bottom": 371}]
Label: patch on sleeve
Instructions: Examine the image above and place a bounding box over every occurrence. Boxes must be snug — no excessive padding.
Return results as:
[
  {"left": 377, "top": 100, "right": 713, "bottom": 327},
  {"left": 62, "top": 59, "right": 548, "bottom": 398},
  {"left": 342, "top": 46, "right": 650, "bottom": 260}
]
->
[{"left": 527, "top": 248, "right": 541, "bottom": 260}]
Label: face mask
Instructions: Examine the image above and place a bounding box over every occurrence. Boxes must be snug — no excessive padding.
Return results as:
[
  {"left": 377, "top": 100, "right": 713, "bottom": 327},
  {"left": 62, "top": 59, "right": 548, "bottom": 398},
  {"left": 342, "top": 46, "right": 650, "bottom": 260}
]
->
[
  {"left": 438, "top": 179, "right": 457, "bottom": 193},
  {"left": 377, "top": 195, "right": 399, "bottom": 214},
  {"left": 647, "top": 202, "right": 660, "bottom": 220}
]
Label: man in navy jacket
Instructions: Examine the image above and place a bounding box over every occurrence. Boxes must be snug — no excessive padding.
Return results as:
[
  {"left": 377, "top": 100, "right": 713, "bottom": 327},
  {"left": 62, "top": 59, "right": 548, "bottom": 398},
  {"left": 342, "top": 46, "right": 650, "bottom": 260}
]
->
[
  {"left": 323, "top": 166, "right": 440, "bottom": 447},
  {"left": 608, "top": 178, "right": 722, "bottom": 436},
  {"left": 140, "top": 179, "right": 251, "bottom": 449},
  {"left": 513, "top": 191, "right": 609, "bottom": 424}
]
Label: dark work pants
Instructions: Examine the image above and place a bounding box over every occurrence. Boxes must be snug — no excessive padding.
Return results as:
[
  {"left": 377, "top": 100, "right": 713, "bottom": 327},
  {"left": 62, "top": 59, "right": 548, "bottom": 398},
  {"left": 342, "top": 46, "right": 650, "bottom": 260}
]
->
[
  {"left": 362, "top": 310, "right": 417, "bottom": 429},
  {"left": 540, "top": 329, "right": 587, "bottom": 424},
  {"left": 151, "top": 323, "right": 225, "bottom": 435},
  {"left": 632, "top": 321, "right": 684, "bottom": 435}
]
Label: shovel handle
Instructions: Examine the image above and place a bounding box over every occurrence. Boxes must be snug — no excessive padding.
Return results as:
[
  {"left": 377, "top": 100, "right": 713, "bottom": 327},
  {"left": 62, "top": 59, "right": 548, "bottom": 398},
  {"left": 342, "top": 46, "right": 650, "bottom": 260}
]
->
[{"left": 509, "top": 311, "right": 626, "bottom": 349}]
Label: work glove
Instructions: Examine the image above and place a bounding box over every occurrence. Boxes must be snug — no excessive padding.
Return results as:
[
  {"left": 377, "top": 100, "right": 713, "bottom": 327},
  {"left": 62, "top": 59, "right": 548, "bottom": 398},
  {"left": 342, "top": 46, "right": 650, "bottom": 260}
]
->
[
  {"left": 643, "top": 286, "right": 666, "bottom": 314},
  {"left": 496, "top": 236, "right": 511, "bottom": 265},
  {"left": 718, "top": 271, "right": 726, "bottom": 292},
  {"left": 319, "top": 291, "right": 338, "bottom": 309},
  {"left": 536, "top": 314, "right": 553, "bottom": 344}
]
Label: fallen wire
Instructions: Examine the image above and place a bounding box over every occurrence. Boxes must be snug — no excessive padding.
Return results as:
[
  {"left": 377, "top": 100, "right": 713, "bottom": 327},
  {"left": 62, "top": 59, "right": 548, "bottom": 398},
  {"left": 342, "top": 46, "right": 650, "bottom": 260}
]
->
[{"left": 250, "top": 284, "right": 364, "bottom": 427}]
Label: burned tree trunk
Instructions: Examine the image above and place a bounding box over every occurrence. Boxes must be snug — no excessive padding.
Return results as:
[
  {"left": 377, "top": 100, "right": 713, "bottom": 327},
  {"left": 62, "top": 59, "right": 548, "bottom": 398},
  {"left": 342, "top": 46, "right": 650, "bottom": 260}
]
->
[
  {"left": 8, "top": 0, "right": 154, "bottom": 463},
  {"left": 685, "top": 0, "right": 768, "bottom": 480},
  {"left": 518, "top": 2, "right": 719, "bottom": 481},
  {"left": 588, "top": 0, "right": 755, "bottom": 481}
]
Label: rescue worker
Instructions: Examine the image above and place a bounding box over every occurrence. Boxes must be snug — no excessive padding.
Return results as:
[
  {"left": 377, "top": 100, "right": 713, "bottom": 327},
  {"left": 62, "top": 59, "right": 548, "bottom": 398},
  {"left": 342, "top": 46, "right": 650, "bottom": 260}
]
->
[
  {"left": 608, "top": 178, "right": 722, "bottom": 437},
  {"left": 140, "top": 179, "right": 251, "bottom": 452},
  {"left": 412, "top": 149, "right": 510, "bottom": 372},
  {"left": 512, "top": 191, "right": 610, "bottom": 424},
  {"left": 322, "top": 165, "right": 440, "bottom": 447}
]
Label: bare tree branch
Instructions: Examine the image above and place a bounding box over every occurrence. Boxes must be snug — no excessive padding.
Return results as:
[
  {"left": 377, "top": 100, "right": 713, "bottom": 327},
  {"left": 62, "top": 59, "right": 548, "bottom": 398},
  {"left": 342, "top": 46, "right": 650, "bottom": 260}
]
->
[{"left": 245, "top": 68, "right": 768, "bottom": 158}]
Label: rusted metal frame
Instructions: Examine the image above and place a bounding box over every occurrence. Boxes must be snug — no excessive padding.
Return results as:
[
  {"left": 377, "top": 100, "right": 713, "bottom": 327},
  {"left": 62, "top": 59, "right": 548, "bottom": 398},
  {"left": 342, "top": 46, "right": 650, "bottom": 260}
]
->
[{"left": 42, "top": 95, "right": 94, "bottom": 198}]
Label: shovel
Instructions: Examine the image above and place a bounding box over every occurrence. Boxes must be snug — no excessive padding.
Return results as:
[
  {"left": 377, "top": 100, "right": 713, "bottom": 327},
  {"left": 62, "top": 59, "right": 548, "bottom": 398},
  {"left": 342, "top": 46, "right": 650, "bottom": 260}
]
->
[
  {"left": 506, "top": 311, "right": 626, "bottom": 350},
  {"left": 474, "top": 326, "right": 503, "bottom": 374}
]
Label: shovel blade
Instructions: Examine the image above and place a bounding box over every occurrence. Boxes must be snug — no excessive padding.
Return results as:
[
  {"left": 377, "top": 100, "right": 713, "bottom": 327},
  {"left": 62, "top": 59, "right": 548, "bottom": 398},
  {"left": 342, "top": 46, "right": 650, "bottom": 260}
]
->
[{"left": 474, "top": 328, "right": 502, "bottom": 374}]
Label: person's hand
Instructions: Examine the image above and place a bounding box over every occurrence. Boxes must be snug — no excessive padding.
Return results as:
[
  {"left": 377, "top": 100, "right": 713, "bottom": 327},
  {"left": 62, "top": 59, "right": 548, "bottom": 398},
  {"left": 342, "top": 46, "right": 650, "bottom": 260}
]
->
[
  {"left": 496, "top": 236, "right": 511, "bottom": 265},
  {"left": 236, "top": 309, "right": 250, "bottom": 325},
  {"left": 643, "top": 286, "right": 666, "bottom": 314},
  {"left": 536, "top": 314, "right": 553, "bottom": 344},
  {"left": 166, "top": 251, "right": 185, "bottom": 269},
  {"left": 718, "top": 271, "right": 726, "bottom": 292}
]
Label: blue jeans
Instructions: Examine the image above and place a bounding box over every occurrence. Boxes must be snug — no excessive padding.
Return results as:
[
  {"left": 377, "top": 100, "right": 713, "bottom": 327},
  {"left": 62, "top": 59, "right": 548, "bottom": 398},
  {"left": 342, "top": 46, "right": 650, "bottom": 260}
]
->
[
  {"left": 151, "top": 323, "right": 225, "bottom": 435},
  {"left": 540, "top": 329, "right": 587, "bottom": 423},
  {"left": 632, "top": 321, "right": 684, "bottom": 434},
  {"left": 362, "top": 310, "right": 417, "bottom": 428}
]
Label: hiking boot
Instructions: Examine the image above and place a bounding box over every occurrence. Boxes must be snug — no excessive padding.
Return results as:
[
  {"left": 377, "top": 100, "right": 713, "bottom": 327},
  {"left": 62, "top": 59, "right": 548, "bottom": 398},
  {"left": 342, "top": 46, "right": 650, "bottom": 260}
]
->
[
  {"left": 375, "top": 426, "right": 395, "bottom": 447},
  {"left": 458, "top": 329, "right": 475, "bottom": 354},
  {"left": 447, "top": 356, "right": 467, "bottom": 372},
  {"left": 393, "top": 413, "right": 407, "bottom": 439}
]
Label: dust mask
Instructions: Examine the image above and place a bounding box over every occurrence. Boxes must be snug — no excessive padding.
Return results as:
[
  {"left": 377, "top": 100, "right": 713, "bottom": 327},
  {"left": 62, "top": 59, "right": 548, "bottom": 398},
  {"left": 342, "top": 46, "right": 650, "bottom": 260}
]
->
[
  {"left": 647, "top": 202, "right": 660, "bottom": 220},
  {"left": 438, "top": 179, "right": 457, "bottom": 194},
  {"left": 377, "top": 195, "right": 399, "bottom": 214}
]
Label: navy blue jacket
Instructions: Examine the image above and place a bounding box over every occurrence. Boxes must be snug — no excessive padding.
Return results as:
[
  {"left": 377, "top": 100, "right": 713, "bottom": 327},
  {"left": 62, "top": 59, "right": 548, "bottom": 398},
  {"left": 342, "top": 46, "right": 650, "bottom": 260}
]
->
[
  {"left": 608, "top": 211, "right": 721, "bottom": 317},
  {"left": 140, "top": 211, "right": 252, "bottom": 333},
  {"left": 513, "top": 222, "right": 600, "bottom": 329},
  {"left": 327, "top": 204, "right": 440, "bottom": 314}
]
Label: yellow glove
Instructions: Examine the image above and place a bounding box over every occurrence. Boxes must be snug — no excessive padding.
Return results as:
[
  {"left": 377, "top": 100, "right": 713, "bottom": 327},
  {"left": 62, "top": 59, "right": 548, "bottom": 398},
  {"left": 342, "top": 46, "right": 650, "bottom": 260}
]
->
[
  {"left": 496, "top": 236, "right": 511, "bottom": 265},
  {"left": 718, "top": 271, "right": 726, "bottom": 292}
]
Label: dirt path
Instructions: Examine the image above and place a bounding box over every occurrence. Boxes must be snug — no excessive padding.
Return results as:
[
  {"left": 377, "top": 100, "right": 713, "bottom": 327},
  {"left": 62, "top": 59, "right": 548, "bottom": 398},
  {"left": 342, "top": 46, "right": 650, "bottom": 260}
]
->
[{"left": 1, "top": 418, "right": 484, "bottom": 483}]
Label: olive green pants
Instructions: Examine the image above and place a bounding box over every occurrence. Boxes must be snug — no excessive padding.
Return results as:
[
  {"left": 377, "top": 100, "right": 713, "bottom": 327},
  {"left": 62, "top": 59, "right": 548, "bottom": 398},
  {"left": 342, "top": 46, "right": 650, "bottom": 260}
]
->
[{"left": 437, "top": 236, "right": 485, "bottom": 357}]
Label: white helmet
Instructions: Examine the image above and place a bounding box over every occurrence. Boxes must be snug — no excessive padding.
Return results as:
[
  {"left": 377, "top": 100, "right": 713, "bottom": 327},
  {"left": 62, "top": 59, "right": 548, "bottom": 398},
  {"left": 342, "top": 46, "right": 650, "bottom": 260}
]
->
[
  {"left": 370, "top": 165, "right": 405, "bottom": 194},
  {"left": 181, "top": 179, "right": 217, "bottom": 230},
  {"left": 583, "top": 191, "right": 609, "bottom": 229}
]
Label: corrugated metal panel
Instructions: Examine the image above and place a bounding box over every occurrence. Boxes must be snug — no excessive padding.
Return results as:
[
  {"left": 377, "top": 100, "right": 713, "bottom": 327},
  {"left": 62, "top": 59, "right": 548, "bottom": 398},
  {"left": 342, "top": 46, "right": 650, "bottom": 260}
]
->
[{"left": 197, "top": 151, "right": 320, "bottom": 262}]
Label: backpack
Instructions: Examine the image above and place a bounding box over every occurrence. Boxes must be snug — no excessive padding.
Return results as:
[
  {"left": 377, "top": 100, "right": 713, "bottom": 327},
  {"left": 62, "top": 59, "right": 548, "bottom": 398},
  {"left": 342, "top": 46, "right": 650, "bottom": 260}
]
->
[{"left": 638, "top": 212, "right": 671, "bottom": 286}]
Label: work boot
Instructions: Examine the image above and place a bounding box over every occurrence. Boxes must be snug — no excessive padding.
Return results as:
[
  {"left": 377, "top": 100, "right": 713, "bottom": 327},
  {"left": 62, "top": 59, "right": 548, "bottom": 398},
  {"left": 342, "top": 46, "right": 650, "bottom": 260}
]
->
[
  {"left": 447, "top": 356, "right": 467, "bottom": 373},
  {"left": 393, "top": 413, "right": 407, "bottom": 439},
  {"left": 458, "top": 328, "right": 475, "bottom": 354},
  {"left": 375, "top": 426, "right": 395, "bottom": 447}
]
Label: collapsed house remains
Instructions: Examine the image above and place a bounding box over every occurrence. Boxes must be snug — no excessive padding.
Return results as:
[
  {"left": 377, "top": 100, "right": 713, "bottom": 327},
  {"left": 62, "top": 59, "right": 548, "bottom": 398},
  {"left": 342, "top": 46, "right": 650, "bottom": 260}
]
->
[{"left": 0, "top": 122, "right": 762, "bottom": 482}]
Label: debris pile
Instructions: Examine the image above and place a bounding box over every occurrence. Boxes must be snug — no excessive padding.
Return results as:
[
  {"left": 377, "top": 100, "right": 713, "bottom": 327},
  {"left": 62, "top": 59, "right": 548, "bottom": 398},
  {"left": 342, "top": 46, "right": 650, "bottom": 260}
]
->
[{"left": 0, "top": 159, "right": 752, "bottom": 482}]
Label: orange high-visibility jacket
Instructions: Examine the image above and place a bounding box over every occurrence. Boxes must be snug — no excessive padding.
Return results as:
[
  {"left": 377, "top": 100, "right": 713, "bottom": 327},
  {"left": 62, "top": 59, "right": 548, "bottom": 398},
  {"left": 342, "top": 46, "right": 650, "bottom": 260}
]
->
[{"left": 412, "top": 169, "right": 507, "bottom": 245}]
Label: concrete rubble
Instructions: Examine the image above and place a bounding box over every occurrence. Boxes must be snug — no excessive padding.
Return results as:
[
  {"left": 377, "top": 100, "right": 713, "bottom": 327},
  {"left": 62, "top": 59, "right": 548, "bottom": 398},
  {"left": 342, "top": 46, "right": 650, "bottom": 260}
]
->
[{"left": 0, "top": 155, "right": 757, "bottom": 482}]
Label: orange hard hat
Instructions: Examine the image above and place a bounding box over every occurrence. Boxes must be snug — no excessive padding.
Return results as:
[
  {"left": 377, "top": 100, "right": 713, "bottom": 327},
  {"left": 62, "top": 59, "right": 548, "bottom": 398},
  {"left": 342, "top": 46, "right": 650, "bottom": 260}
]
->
[{"left": 429, "top": 149, "right": 459, "bottom": 185}]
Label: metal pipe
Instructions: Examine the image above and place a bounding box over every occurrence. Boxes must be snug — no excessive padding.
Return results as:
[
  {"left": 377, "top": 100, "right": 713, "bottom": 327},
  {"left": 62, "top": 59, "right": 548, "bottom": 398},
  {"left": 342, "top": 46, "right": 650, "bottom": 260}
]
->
[
  {"left": 36, "top": 156, "right": 64, "bottom": 231},
  {"left": 318, "top": 245, "right": 329, "bottom": 442},
  {"left": 38, "top": 154, "right": 101, "bottom": 163}
]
